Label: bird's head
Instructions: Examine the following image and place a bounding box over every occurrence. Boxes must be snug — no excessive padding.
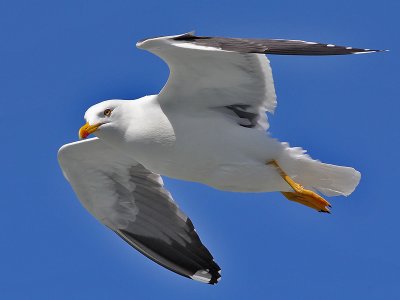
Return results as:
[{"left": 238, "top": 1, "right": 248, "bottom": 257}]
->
[{"left": 79, "top": 99, "right": 127, "bottom": 139}]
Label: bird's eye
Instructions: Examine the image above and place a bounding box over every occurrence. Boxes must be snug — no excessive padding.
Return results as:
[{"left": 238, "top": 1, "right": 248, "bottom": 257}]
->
[{"left": 103, "top": 109, "right": 112, "bottom": 117}]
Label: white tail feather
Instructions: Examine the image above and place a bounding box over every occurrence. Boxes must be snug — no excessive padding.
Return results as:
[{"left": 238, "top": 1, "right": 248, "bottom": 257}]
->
[{"left": 278, "top": 143, "right": 361, "bottom": 197}]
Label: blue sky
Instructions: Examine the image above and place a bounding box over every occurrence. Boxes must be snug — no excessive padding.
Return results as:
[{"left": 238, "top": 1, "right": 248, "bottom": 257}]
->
[{"left": 1, "top": 0, "right": 399, "bottom": 299}]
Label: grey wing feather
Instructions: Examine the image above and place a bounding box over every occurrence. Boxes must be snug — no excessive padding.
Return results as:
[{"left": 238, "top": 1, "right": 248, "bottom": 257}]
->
[
  {"left": 113, "top": 164, "right": 221, "bottom": 284},
  {"left": 58, "top": 138, "right": 221, "bottom": 284},
  {"left": 172, "top": 33, "right": 385, "bottom": 55}
]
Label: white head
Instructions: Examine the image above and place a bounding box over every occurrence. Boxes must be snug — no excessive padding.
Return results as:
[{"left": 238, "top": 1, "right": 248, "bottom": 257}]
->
[{"left": 79, "top": 99, "right": 128, "bottom": 139}]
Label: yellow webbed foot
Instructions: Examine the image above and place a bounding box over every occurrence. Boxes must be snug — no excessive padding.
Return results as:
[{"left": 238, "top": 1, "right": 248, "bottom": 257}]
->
[{"left": 267, "top": 160, "right": 331, "bottom": 213}]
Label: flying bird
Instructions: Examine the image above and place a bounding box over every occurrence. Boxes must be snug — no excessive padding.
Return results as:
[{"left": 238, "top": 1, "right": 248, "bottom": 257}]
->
[{"left": 58, "top": 33, "right": 384, "bottom": 284}]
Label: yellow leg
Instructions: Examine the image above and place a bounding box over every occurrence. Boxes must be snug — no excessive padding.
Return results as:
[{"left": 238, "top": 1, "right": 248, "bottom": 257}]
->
[{"left": 267, "top": 160, "right": 331, "bottom": 213}]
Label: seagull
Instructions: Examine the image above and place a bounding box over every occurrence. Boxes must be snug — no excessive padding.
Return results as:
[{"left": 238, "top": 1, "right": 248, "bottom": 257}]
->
[{"left": 58, "top": 32, "right": 384, "bottom": 284}]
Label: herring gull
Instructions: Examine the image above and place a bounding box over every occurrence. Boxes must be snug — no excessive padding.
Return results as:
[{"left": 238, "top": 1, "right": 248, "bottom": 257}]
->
[{"left": 58, "top": 32, "right": 384, "bottom": 284}]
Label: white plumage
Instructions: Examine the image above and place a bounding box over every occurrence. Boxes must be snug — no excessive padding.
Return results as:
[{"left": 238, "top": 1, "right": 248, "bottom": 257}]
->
[{"left": 58, "top": 32, "right": 382, "bottom": 284}]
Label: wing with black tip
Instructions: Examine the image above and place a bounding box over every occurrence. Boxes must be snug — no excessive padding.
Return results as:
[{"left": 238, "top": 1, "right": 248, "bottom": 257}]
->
[
  {"left": 58, "top": 138, "right": 221, "bottom": 284},
  {"left": 137, "top": 33, "right": 383, "bottom": 132}
]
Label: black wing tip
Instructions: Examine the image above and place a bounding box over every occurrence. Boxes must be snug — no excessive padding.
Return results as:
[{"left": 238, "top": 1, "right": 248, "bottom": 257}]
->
[
  {"left": 262, "top": 42, "right": 387, "bottom": 56},
  {"left": 171, "top": 33, "right": 387, "bottom": 56},
  {"left": 190, "top": 268, "right": 221, "bottom": 285},
  {"left": 351, "top": 48, "right": 388, "bottom": 54},
  {"left": 117, "top": 227, "right": 222, "bottom": 285}
]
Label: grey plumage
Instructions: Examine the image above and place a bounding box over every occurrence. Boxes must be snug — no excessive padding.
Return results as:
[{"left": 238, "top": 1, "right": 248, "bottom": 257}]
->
[
  {"left": 58, "top": 138, "right": 221, "bottom": 284},
  {"left": 172, "top": 32, "right": 384, "bottom": 55}
]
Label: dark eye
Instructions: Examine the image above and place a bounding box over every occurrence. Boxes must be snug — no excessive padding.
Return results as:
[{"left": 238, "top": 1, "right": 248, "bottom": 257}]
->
[{"left": 103, "top": 109, "right": 112, "bottom": 117}]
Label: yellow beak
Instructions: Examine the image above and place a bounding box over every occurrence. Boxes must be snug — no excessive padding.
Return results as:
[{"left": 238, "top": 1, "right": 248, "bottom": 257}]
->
[{"left": 79, "top": 123, "right": 102, "bottom": 139}]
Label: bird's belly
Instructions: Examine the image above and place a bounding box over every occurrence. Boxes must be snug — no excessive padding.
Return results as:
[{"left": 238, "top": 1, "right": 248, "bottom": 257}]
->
[
  {"left": 131, "top": 140, "right": 226, "bottom": 183},
  {"left": 117, "top": 106, "right": 287, "bottom": 192},
  {"left": 126, "top": 129, "right": 287, "bottom": 193},
  {"left": 144, "top": 152, "right": 288, "bottom": 193}
]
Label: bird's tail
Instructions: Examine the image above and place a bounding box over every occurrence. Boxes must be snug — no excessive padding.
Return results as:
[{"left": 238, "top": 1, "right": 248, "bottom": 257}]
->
[{"left": 277, "top": 143, "right": 361, "bottom": 197}]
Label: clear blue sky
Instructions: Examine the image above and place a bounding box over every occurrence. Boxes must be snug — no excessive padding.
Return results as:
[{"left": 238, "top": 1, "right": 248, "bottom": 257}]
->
[{"left": 1, "top": 0, "right": 398, "bottom": 299}]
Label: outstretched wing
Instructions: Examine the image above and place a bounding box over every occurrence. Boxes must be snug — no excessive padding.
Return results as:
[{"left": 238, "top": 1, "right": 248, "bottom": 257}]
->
[
  {"left": 137, "top": 32, "right": 383, "bottom": 131},
  {"left": 58, "top": 138, "right": 221, "bottom": 284}
]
